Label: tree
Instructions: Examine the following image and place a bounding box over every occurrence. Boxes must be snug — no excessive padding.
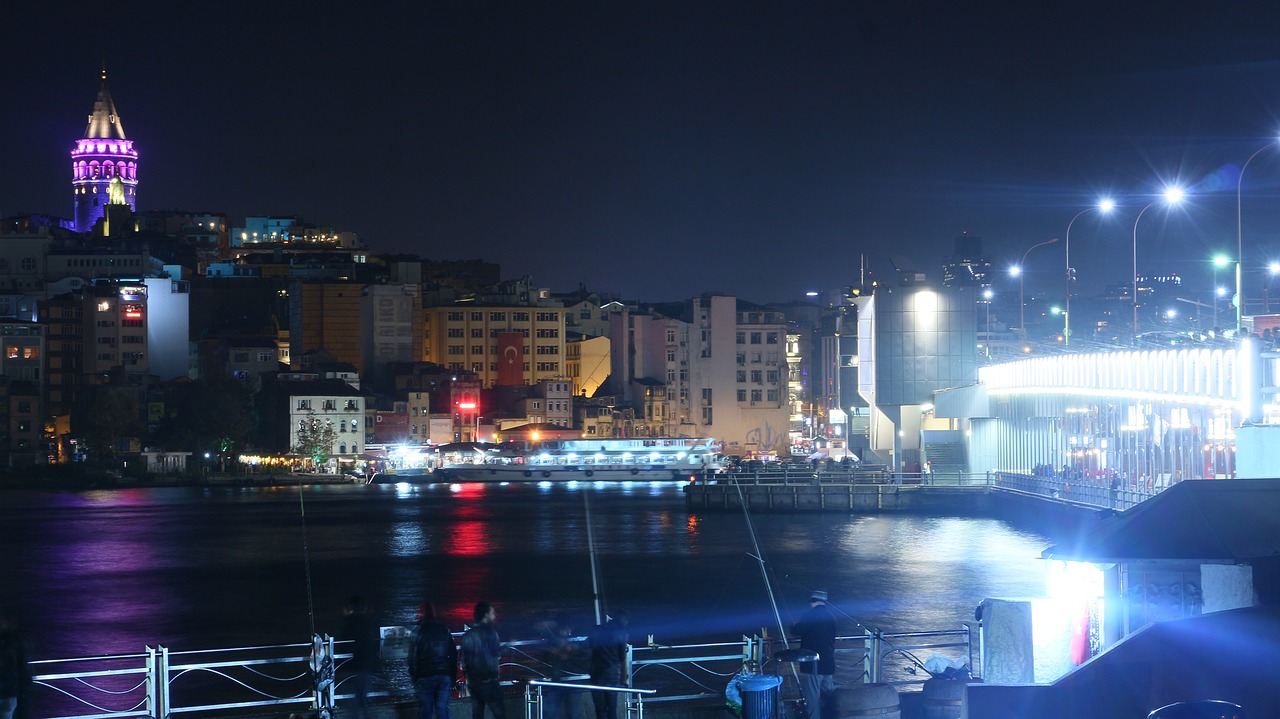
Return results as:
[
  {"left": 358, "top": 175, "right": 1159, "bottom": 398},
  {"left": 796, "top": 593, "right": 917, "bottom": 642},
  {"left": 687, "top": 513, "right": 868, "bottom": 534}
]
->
[
  {"left": 73, "top": 388, "right": 143, "bottom": 463},
  {"left": 293, "top": 412, "right": 338, "bottom": 469},
  {"left": 157, "top": 376, "right": 255, "bottom": 457}
]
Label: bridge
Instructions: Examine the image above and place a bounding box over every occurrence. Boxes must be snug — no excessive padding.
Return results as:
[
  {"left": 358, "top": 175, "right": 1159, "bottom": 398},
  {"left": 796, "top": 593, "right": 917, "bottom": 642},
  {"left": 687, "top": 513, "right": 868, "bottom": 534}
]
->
[{"left": 929, "top": 339, "right": 1280, "bottom": 485}]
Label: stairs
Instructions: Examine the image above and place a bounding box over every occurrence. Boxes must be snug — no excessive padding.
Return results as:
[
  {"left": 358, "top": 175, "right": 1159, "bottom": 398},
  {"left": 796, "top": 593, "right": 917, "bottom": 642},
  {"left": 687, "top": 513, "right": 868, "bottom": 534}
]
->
[{"left": 923, "top": 441, "right": 967, "bottom": 474}]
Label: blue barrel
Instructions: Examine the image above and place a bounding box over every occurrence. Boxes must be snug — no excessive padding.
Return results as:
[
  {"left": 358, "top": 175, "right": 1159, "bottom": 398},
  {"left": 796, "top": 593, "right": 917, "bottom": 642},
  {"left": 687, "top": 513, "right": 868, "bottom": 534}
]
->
[{"left": 738, "top": 674, "right": 783, "bottom": 719}]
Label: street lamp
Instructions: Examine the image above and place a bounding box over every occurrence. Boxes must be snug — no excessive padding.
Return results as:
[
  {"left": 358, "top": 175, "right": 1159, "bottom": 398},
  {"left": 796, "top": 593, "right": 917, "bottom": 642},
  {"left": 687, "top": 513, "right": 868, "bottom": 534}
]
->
[
  {"left": 1131, "top": 186, "right": 1186, "bottom": 336},
  {"left": 1050, "top": 305, "right": 1067, "bottom": 343},
  {"left": 1213, "top": 254, "right": 1231, "bottom": 330},
  {"left": 981, "top": 288, "right": 993, "bottom": 357},
  {"left": 1012, "top": 237, "right": 1060, "bottom": 344},
  {"left": 1267, "top": 262, "right": 1280, "bottom": 313},
  {"left": 1064, "top": 199, "right": 1115, "bottom": 347},
  {"left": 1237, "top": 140, "right": 1279, "bottom": 332}
]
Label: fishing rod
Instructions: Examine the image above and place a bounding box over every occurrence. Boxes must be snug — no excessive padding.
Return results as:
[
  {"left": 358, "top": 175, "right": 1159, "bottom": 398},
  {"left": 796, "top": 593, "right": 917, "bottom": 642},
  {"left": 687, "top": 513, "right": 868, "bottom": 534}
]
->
[
  {"left": 730, "top": 478, "right": 809, "bottom": 695},
  {"left": 298, "top": 476, "right": 318, "bottom": 637},
  {"left": 584, "top": 489, "right": 605, "bottom": 626}
]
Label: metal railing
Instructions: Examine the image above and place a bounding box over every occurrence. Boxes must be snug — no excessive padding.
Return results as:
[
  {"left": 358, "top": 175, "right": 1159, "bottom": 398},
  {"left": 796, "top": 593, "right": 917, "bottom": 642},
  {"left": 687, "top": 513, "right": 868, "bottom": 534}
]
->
[
  {"left": 993, "top": 472, "right": 1165, "bottom": 511},
  {"left": 524, "top": 681, "right": 656, "bottom": 719},
  {"left": 704, "top": 468, "right": 991, "bottom": 487},
  {"left": 26, "top": 626, "right": 976, "bottom": 719}
]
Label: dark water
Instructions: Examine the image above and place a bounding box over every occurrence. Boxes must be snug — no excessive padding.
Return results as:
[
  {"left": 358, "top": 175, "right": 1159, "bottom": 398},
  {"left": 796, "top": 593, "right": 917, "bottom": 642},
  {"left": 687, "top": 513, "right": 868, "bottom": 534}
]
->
[{"left": 0, "top": 481, "right": 1054, "bottom": 661}]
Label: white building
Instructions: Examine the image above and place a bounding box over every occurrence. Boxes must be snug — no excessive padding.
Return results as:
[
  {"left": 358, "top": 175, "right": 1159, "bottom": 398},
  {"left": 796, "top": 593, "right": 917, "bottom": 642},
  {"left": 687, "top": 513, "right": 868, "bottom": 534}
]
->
[{"left": 612, "top": 295, "right": 790, "bottom": 454}]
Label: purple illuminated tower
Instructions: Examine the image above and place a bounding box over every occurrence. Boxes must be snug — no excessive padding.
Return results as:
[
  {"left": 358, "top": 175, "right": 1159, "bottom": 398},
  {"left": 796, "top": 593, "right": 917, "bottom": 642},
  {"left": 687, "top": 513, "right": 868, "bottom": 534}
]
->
[{"left": 71, "top": 68, "right": 138, "bottom": 233}]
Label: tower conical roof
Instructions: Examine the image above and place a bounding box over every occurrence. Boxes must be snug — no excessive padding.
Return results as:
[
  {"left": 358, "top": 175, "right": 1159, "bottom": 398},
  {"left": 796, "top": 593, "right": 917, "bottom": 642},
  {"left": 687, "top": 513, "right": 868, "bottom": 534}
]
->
[{"left": 84, "top": 68, "right": 126, "bottom": 140}]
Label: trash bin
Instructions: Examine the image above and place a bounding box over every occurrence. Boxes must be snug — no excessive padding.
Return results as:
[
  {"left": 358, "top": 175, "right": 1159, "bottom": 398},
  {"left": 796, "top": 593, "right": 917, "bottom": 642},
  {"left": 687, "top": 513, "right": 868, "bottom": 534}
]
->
[
  {"left": 736, "top": 674, "right": 783, "bottom": 719},
  {"left": 1148, "top": 700, "right": 1244, "bottom": 719}
]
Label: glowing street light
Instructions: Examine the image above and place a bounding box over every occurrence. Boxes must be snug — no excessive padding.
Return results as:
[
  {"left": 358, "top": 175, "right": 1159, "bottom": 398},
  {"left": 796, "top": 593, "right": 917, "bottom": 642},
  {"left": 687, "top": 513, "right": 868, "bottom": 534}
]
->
[
  {"left": 1013, "top": 237, "right": 1060, "bottom": 344},
  {"left": 1213, "top": 254, "right": 1231, "bottom": 330},
  {"left": 1131, "top": 186, "right": 1186, "bottom": 336},
  {"left": 981, "top": 288, "right": 994, "bottom": 357},
  {"left": 1050, "top": 305, "right": 1067, "bottom": 343},
  {"left": 1064, "top": 198, "right": 1115, "bottom": 347}
]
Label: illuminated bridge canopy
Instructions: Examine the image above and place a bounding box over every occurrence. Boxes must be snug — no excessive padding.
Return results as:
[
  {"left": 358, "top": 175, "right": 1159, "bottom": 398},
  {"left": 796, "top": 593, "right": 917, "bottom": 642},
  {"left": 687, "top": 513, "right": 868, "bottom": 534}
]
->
[{"left": 978, "top": 347, "right": 1248, "bottom": 409}]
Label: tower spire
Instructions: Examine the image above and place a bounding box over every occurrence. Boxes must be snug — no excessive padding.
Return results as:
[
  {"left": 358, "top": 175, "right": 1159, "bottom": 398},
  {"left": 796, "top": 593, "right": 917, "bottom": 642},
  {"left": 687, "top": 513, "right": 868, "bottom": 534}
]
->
[{"left": 71, "top": 68, "right": 139, "bottom": 233}]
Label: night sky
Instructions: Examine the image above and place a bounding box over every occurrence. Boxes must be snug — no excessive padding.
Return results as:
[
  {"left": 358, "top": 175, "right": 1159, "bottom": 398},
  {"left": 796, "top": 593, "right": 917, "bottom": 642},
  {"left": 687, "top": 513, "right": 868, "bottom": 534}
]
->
[{"left": 7, "top": 2, "right": 1280, "bottom": 303}]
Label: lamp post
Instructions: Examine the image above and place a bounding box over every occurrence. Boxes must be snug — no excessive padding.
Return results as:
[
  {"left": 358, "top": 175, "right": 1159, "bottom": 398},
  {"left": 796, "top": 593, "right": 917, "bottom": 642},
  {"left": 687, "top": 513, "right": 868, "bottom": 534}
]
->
[
  {"left": 1012, "top": 238, "right": 1060, "bottom": 344},
  {"left": 981, "top": 288, "right": 993, "bottom": 358},
  {"left": 1213, "top": 254, "right": 1230, "bottom": 330},
  {"left": 1131, "top": 187, "right": 1186, "bottom": 336},
  {"left": 1267, "top": 262, "right": 1280, "bottom": 313},
  {"left": 1237, "top": 141, "right": 1278, "bottom": 333},
  {"left": 1051, "top": 305, "right": 1067, "bottom": 343},
  {"left": 1063, "top": 199, "right": 1115, "bottom": 347}
]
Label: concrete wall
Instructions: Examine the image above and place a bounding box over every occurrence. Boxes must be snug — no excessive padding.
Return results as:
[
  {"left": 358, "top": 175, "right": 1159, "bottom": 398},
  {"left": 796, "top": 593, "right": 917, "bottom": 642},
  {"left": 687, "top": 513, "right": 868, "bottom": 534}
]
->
[{"left": 965, "top": 605, "right": 1280, "bottom": 719}]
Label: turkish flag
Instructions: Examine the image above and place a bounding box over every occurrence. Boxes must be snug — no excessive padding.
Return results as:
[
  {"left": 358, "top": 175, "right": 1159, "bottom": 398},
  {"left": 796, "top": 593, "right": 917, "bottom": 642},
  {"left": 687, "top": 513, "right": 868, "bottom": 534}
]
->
[{"left": 497, "top": 332, "right": 524, "bottom": 386}]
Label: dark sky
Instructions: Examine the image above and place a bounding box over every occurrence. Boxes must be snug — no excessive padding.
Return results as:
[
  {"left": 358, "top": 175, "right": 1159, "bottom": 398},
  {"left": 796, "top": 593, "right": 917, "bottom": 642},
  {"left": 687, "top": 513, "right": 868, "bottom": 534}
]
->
[{"left": 7, "top": 2, "right": 1280, "bottom": 303}]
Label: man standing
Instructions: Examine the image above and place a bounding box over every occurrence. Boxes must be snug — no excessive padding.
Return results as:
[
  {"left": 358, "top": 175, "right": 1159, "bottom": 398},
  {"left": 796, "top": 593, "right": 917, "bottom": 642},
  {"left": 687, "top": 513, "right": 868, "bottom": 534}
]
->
[
  {"left": 588, "top": 610, "right": 630, "bottom": 719},
  {"left": 792, "top": 591, "right": 836, "bottom": 719},
  {"left": 461, "top": 602, "right": 505, "bottom": 719},
  {"left": 541, "top": 614, "right": 578, "bottom": 719},
  {"left": 341, "top": 596, "right": 380, "bottom": 719},
  {"left": 410, "top": 602, "right": 457, "bottom": 719}
]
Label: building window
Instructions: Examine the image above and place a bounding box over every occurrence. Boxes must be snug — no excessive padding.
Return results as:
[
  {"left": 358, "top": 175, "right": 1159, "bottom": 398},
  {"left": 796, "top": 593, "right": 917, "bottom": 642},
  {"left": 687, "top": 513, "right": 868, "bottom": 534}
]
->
[
  {"left": 298, "top": 399, "right": 311, "bottom": 410},
  {"left": 259, "top": 351, "right": 274, "bottom": 363},
  {"left": 471, "top": 328, "right": 484, "bottom": 338},
  {"left": 513, "top": 311, "right": 529, "bottom": 322},
  {"left": 490, "top": 312, "right": 506, "bottom": 321},
  {"left": 447, "top": 311, "right": 464, "bottom": 321},
  {"left": 767, "top": 370, "right": 779, "bottom": 384},
  {"left": 345, "top": 400, "right": 358, "bottom": 410},
  {"left": 737, "top": 370, "right": 746, "bottom": 382},
  {"left": 737, "top": 389, "right": 747, "bottom": 402},
  {"left": 470, "top": 312, "right": 483, "bottom": 321},
  {"left": 751, "top": 390, "right": 762, "bottom": 402},
  {"left": 736, "top": 332, "right": 745, "bottom": 344},
  {"left": 701, "top": 388, "right": 712, "bottom": 404},
  {"left": 323, "top": 400, "right": 336, "bottom": 410},
  {"left": 448, "top": 328, "right": 464, "bottom": 337},
  {"left": 471, "top": 345, "right": 483, "bottom": 355},
  {"left": 767, "top": 332, "right": 780, "bottom": 344},
  {"left": 701, "top": 407, "right": 712, "bottom": 424},
  {"left": 750, "top": 332, "right": 762, "bottom": 344},
  {"left": 751, "top": 370, "right": 762, "bottom": 383},
  {"left": 448, "top": 345, "right": 464, "bottom": 355},
  {"left": 767, "top": 390, "right": 779, "bottom": 402}
]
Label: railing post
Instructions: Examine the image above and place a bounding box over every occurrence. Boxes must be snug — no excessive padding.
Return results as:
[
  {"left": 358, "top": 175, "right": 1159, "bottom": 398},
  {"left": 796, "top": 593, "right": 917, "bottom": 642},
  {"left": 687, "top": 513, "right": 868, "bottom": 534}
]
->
[
  {"left": 146, "top": 645, "right": 167, "bottom": 719},
  {"left": 311, "top": 633, "right": 336, "bottom": 719},
  {"left": 523, "top": 682, "right": 540, "bottom": 719},
  {"left": 868, "top": 631, "right": 882, "bottom": 684}
]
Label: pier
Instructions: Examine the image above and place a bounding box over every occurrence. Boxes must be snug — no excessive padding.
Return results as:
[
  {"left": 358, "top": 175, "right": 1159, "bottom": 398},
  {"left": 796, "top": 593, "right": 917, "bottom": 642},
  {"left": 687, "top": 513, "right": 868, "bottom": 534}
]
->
[{"left": 684, "top": 469, "right": 1165, "bottom": 514}]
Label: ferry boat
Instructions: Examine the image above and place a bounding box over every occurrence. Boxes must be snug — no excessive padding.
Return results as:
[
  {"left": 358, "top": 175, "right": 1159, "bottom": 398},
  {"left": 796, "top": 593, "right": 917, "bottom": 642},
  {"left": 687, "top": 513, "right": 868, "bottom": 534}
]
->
[
  {"left": 366, "top": 466, "right": 435, "bottom": 484},
  {"left": 434, "top": 437, "right": 721, "bottom": 483}
]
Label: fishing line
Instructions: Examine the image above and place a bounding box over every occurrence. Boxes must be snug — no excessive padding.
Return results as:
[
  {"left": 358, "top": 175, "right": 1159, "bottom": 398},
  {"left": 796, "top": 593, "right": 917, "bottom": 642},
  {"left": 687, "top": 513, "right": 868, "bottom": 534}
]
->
[{"left": 298, "top": 477, "right": 317, "bottom": 637}]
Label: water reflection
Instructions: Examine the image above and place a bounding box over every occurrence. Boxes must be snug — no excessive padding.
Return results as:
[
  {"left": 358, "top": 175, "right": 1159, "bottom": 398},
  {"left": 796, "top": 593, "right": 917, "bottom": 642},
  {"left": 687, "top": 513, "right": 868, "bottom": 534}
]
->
[{"left": 1, "top": 484, "right": 1055, "bottom": 662}]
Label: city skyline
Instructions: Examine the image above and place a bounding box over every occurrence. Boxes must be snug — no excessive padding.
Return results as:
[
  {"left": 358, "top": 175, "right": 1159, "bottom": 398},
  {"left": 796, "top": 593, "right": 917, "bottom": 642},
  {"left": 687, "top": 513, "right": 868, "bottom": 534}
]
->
[{"left": 7, "top": 3, "right": 1280, "bottom": 303}]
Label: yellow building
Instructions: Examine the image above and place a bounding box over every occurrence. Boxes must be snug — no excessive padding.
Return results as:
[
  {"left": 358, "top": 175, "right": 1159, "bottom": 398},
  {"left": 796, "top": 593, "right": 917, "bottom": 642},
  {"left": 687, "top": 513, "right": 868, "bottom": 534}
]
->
[
  {"left": 423, "top": 305, "right": 569, "bottom": 388},
  {"left": 566, "top": 335, "right": 610, "bottom": 397}
]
